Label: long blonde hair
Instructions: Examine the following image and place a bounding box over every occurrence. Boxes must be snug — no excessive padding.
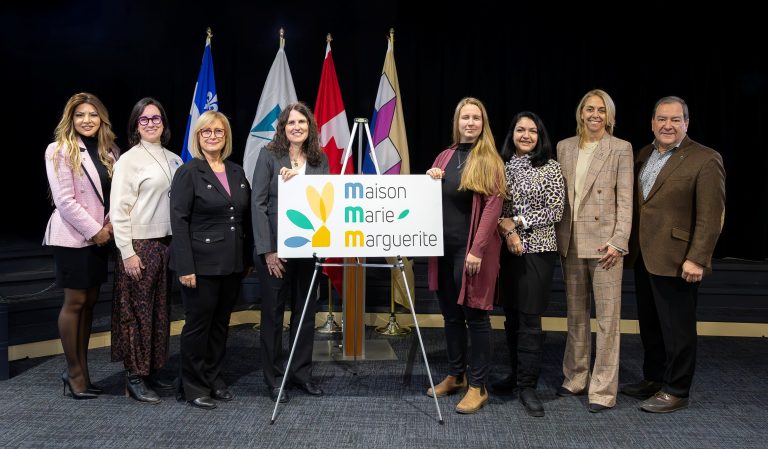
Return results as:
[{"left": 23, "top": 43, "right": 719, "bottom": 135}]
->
[
  {"left": 575, "top": 89, "right": 616, "bottom": 149},
  {"left": 52, "top": 92, "right": 117, "bottom": 177},
  {"left": 452, "top": 97, "right": 506, "bottom": 197}
]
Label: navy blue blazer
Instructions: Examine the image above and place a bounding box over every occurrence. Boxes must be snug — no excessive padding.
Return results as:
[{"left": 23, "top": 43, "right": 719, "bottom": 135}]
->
[{"left": 169, "top": 158, "right": 252, "bottom": 276}]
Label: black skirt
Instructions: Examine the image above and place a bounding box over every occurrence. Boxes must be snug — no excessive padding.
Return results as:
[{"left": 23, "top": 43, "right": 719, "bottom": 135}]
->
[
  {"left": 498, "top": 250, "right": 558, "bottom": 314},
  {"left": 52, "top": 245, "right": 110, "bottom": 289}
]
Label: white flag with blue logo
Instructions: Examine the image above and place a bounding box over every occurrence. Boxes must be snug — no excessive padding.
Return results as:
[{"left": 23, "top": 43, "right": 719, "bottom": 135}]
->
[
  {"left": 243, "top": 43, "right": 297, "bottom": 184},
  {"left": 181, "top": 33, "right": 218, "bottom": 162}
]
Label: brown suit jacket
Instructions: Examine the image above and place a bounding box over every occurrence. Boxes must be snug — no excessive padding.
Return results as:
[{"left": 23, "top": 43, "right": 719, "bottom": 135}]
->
[
  {"left": 630, "top": 136, "right": 725, "bottom": 276},
  {"left": 555, "top": 134, "right": 634, "bottom": 258}
]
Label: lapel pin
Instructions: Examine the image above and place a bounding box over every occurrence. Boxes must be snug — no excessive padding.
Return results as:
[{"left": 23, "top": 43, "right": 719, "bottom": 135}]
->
[{"left": 207, "top": 184, "right": 212, "bottom": 189}]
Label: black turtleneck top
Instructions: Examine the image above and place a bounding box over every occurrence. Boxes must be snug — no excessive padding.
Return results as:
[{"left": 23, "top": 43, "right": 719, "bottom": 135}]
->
[
  {"left": 80, "top": 135, "right": 111, "bottom": 212},
  {"left": 441, "top": 143, "right": 474, "bottom": 248}
]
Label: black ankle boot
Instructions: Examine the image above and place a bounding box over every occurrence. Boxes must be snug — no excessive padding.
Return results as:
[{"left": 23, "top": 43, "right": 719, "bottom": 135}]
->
[
  {"left": 519, "top": 387, "right": 544, "bottom": 417},
  {"left": 126, "top": 373, "right": 161, "bottom": 404}
]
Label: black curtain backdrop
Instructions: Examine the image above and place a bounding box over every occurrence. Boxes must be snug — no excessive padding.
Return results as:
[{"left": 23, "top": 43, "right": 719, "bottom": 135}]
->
[{"left": 4, "top": 2, "right": 766, "bottom": 260}]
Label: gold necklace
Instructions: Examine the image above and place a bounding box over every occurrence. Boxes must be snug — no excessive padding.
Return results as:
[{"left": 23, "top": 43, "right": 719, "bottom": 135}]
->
[
  {"left": 290, "top": 150, "right": 303, "bottom": 169},
  {"left": 140, "top": 142, "right": 172, "bottom": 186}
]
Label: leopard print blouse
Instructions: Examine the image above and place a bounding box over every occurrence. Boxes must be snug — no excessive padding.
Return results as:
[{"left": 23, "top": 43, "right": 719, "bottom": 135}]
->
[{"left": 501, "top": 156, "right": 565, "bottom": 253}]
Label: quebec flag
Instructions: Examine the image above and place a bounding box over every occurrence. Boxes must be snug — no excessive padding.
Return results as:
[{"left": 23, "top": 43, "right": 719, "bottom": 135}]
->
[
  {"left": 181, "top": 33, "right": 218, "bottom": 162},
  {"left": 243, "top": 42, "right": 297, "bottom": 184}
]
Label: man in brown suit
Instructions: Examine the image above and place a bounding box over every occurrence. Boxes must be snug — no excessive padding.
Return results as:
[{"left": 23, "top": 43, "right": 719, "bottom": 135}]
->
[
  {"left": 622, "top": 96, "right": 726, "bottom": 413},
  {"left": 555, "top": 89, "right": 634, "bottom": 412}
]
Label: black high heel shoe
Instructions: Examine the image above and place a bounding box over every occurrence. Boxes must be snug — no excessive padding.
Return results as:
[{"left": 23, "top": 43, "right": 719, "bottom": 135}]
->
[
  {"left": 61, "top": 372, "right": 98, "bottom": 400},
  {"left": 62, "top": 370, "right": 104, "bottom": 395}
]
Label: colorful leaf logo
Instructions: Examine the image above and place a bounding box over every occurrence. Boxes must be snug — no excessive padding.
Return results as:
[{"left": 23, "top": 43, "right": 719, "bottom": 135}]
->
[
  {"left": 285, "top": 182, "right": 334, "bottom": 248},
  {"left": 398, "top": 209, "right": 410, "bottom": 219}
]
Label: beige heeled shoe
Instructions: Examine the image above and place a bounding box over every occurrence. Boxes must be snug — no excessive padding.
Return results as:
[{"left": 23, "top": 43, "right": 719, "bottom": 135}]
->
[
  {"left": 426, "top": 374, "right": 467, "bottom": 398},
  {"left": 455, "top": 385, "right": 489, "bottom": 414}
]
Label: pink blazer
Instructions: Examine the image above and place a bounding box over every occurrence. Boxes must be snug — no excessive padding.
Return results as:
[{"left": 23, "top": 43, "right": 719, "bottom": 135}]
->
[
  {"left": 427, "top": 148, "right": 503, "bottom": 311},
  {"left": 43, "top": 138, "right": 118, "bottom": 248}
]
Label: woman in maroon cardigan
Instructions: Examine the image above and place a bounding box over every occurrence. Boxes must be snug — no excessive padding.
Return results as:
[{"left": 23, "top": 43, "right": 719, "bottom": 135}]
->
[{"left": 426, "top": 97, "right": 506, "bottom": 413}]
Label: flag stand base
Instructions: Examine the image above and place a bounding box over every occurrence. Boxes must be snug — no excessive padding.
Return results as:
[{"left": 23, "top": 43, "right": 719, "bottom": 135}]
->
[
  {"left": 316, "top": 313, "right": 342, "bottom": 334},
  {"left": 376, "top": 313, "right": 411, "bottom": 336}
]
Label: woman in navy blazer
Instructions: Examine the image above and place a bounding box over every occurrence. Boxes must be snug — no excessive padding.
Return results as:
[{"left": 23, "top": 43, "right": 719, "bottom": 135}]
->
[
  {"left": 251, "top": 102, "right": 329, "bottom": 403},
  {"left": 44, "top": 92, "right": 119, "bottom": 399},
  {"left": 170, "top": 111, "right": 252, "bottom": 410}
]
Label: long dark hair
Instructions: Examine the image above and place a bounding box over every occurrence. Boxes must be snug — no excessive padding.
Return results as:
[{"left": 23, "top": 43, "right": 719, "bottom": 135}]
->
[
  {"left": 127, "top": 97, "right": 171, "bottom": 147},
  {"left": 266, "top": 102, "right": 323, "bottom": 166},
  {"left": 500, "top": 111, "right": 553, "bottom": 168}
]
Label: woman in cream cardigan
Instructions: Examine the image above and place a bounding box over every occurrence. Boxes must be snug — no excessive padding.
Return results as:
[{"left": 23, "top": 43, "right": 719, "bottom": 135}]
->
[{"left": 110, "top": 97, "right": 182, "bottom": 404}]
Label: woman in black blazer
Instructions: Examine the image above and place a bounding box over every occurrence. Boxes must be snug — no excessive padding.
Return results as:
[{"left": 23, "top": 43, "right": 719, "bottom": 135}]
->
[
  {"left": 251, "top": 102, "right": 329, "bottom": 403},
  {"left": 170, "top": 111, "right": 252, "bottom": 410}
]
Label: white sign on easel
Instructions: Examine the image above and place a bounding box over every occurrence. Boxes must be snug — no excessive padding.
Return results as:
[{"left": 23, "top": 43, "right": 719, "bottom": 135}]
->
[{"left": 277, "top": 175, "right": 443, "bottom": 258}]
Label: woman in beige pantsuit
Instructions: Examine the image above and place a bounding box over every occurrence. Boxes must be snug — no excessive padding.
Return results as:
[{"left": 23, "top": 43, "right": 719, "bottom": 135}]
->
[{"left": 554, "top": 89, "right": 633, "bottom": 412}]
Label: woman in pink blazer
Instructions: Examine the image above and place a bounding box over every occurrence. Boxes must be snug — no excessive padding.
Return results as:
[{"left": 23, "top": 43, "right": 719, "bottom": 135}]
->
[
  {"left": 43, "top": 92, "right": 119, "bottom": 399},
  {"left": 426, "top": 97, "right": 506, "bottom": 414}
]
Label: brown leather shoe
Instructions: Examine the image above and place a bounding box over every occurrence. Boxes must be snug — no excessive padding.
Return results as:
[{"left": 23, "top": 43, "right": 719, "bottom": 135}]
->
[
  {"left": 455, "top": 385, "right": 489, "bottom": 414},
  {"left": 426, "top": 374, "right": 466, "bottom": 398},
  {"left": 640, "top": 391, "right": 689, "bottom": 413},
  {"left": 621, "top": 379, "right": 663, "bottom": 399}
]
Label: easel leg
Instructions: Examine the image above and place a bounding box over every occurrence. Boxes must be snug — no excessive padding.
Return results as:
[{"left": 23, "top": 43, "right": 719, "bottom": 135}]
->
[
  {"left": 398, "top": 256, "right": 444, "bottom": 424},
  {"left": 270, "top": 257, "right": 323, "bottom": 424}
]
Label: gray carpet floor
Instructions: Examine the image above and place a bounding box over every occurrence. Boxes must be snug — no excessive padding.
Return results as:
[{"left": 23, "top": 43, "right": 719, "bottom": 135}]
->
[{"left": 1, "top": 326, "right": 766, "bottom": 449}]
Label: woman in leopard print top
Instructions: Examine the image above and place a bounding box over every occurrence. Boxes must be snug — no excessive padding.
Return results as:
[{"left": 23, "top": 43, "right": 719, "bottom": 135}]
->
[{"left": 492, "top": 111, "right": 564, "bottom": 417}]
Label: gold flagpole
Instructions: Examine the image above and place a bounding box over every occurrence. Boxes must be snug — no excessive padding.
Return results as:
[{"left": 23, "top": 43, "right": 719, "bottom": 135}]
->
[
  {"left": 377, "top": 28, "right": 410, "bottom": 336},
  {"left": 315, "top": 32, "right": 342, "bottom": 335}
]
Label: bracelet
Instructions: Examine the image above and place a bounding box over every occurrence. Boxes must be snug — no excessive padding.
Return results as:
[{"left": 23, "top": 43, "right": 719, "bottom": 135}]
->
[{"left": 504, "top": 230, "right": 516, "bottom": 239}]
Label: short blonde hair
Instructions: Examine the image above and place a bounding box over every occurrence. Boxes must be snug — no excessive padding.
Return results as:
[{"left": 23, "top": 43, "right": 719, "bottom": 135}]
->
[{"left": 190, "top": 111, "right": 233, "bottom": 160}]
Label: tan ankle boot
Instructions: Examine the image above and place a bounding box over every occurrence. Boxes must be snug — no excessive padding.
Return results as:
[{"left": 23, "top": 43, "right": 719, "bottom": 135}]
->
[
  {"left": 426, "top": 374, "right": 466, "bottom": 398},
  {"left": 455, "top": 385, "right": 489, "bottom": 414}
]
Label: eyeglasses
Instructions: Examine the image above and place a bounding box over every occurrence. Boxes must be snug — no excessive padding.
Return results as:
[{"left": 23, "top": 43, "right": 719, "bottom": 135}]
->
[
  {"left": 138, "top": 115, "right": 162, "bottom": 126},
  {"left": 200, "top": 128, "right": 226, "bottom": 138}
]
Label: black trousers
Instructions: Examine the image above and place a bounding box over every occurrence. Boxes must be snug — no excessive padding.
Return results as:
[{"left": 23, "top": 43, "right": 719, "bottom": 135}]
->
[
  {"left": 499, "top": 251, "right": 556, "bottom": 389},
  {"left": 179, "top": 273, "right": 241, "bottom": 400},
  {"left": 255, "top": 255, "right": 316, "bottom": 388},
  {"left": 437, "top": 245, "right": 491, "bottom": 387},
  {"left": 502, "top": 309, "right": 544, "bottom": 389},
  {"left": 635, "top": 256, "right": 699, "bottom": 397}
]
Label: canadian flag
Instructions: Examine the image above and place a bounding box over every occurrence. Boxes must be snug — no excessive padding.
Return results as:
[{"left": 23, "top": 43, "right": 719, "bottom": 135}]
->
[
  {"left": 315, "top": 41, "right": 352, "bottom": 175},
  {"left": 314, "top": 40, "right": 351, "bottom": 295}
]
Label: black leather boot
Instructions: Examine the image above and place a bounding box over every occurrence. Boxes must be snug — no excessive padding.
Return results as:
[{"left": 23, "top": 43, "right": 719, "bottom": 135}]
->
[{"left": 126, "top": 373, "right": 161, "bottom": 404}]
